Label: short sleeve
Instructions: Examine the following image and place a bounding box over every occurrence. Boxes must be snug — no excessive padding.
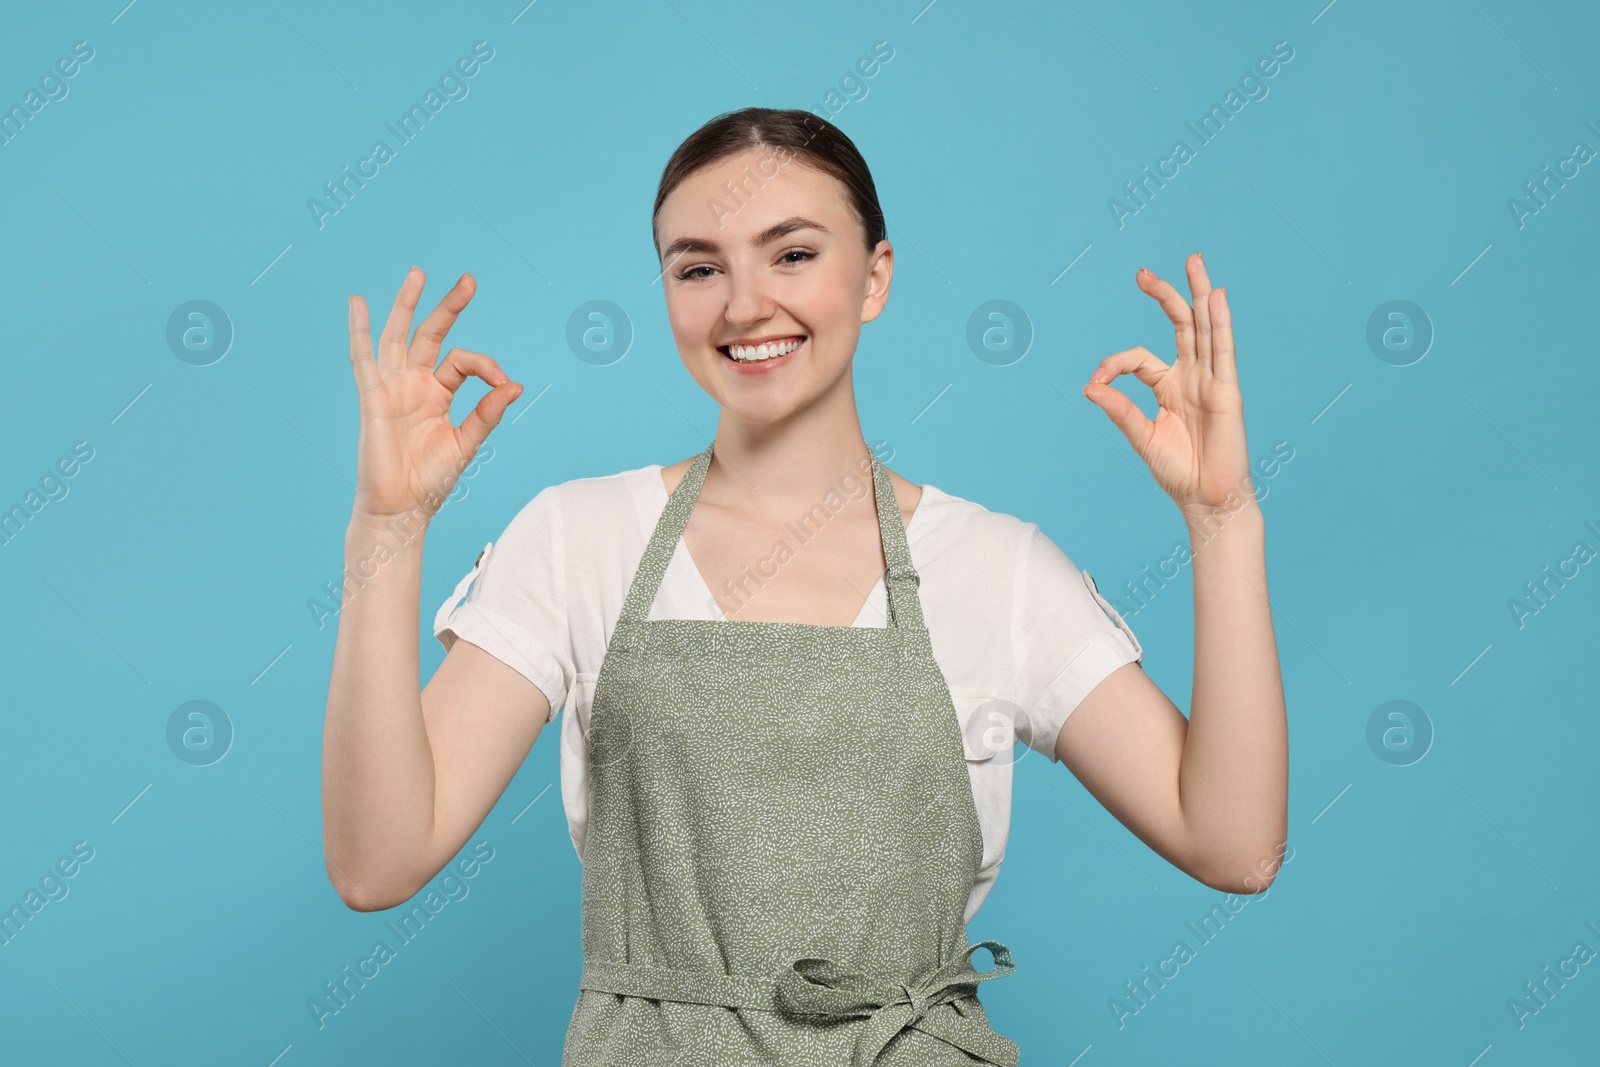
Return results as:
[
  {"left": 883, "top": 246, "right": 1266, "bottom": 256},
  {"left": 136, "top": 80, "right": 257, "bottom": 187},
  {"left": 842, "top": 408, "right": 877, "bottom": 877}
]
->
[
  {"left": 1013, "top": 523, "right": 1144, "bottom": 763},
  {"left": 431, "top": 485, "right": 572, "bottom": 720}
]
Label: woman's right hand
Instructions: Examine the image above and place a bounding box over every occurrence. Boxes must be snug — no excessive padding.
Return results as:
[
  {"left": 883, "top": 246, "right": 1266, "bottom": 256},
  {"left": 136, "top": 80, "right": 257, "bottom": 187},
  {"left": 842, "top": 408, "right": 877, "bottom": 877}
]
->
[{"left": 346, "top": 266, "right": 523, "bottom": 527}]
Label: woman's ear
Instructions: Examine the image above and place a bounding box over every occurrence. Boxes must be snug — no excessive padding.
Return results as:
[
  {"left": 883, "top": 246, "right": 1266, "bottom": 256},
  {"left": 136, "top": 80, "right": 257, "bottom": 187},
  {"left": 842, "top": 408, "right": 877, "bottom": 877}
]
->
[{"left": 861, "top": 239, "right": 894, "bottom": 323}]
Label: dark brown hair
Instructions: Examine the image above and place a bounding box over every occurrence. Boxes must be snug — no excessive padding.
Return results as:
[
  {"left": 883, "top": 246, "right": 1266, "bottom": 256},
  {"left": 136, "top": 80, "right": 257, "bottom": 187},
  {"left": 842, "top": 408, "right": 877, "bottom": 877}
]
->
[{"left": 651, "top": 107, "right": 886, "bottom": 257}]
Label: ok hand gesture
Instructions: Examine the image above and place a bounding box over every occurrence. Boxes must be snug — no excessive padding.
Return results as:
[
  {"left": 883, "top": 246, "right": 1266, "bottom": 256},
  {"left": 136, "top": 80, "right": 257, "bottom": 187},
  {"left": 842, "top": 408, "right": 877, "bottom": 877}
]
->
[
  {"left": 1082, "top": 254, "right": 1254, "bottom": 522},
  {"left": 346, "top": 267, "right": 523, "bottom": 525}
]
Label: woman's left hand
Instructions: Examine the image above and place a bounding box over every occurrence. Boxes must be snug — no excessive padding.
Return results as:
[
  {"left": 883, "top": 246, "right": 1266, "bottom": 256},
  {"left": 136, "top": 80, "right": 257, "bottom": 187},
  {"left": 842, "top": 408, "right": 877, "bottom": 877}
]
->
[{"left": 1082, "top": 253, "right": 1254, "bottom": 523}]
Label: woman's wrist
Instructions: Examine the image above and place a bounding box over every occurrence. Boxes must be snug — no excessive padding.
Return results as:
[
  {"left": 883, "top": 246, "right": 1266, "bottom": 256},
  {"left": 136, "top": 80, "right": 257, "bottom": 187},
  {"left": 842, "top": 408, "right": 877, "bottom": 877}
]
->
[
  {"left": 345, "top": 510, "right": 430, "bottom": 571},
  {"left": 1181, "top": 492, "right": 1264, "bottom": 545},
  {"left": 348, "top": 507, "right": 425, "bottom": 539}
]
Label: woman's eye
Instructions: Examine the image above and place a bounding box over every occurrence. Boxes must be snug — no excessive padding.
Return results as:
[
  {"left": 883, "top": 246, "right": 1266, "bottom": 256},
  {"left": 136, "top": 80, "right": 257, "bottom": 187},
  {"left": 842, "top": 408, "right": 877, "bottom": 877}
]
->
[{"left": 674, "top": 251, "right": 813, "bottom": 280}]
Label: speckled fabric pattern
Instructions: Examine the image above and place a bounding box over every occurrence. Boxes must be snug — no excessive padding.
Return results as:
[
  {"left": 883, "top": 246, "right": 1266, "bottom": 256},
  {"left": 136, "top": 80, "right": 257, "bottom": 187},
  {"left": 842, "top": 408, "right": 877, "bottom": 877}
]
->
[{"left": 560, "top": 439, "right": 1021, "bottom": 1066}]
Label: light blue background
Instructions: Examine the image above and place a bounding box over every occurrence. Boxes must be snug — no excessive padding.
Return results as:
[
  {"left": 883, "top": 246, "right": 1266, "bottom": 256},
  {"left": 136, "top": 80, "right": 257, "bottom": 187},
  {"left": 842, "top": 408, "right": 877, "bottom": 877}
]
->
[{"left": 2, "top": 1, "right": 1596, "bottom": 1063}]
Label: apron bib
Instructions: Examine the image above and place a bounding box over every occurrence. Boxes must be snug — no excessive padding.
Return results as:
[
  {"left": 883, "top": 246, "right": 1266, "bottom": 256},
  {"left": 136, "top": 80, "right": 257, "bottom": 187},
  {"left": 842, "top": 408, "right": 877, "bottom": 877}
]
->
[{"left": 561, "top": 439, "right": 1020, "bottom": 1066}]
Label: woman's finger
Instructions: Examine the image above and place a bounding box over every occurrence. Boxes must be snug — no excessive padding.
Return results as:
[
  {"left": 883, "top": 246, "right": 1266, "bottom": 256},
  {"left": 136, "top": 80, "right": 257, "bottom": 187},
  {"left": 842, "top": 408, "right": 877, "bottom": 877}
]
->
[
  {"left": 1209, "top": 287, "right": 1237, "bottom": 385},
  {"left": 1185, "top": 253, "right": 1213, "bottom": 369},
  {"left": 409, "top": 273, "right": 477, "bottom": 370},
  {"left": 1135, "top": 267, "right": 1196, "bottom": 363},
  {"left": 1083, "top": 345, "right": 1168, "bottom": 450},
  {"left": 456, "top": 379, "right": 525, "bottom": 458},
  {"left": 378, "top": 266, "right": 425, "bottom": 373},
  {"left": 1087, "top": 344, "right": 1171, "bottom": 391},
  {"left": 347, "top": 295, "right": 382, "bottom": 394},
  {"left": 1082, "top": 376, "right": 1156, "bottom": 454},
  {"left": 435, "top": 347, "right": 511, "bottom": 395}
]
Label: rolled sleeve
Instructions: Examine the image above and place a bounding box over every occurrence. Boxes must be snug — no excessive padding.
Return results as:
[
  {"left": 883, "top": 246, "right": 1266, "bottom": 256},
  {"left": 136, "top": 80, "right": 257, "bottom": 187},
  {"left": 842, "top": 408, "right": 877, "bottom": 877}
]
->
[
  {"left": 1013, "top": 524, "right": 1144, "bottom": 763},
  {"left": 432, "top": 486, "right": 573, "bottom": 720}
]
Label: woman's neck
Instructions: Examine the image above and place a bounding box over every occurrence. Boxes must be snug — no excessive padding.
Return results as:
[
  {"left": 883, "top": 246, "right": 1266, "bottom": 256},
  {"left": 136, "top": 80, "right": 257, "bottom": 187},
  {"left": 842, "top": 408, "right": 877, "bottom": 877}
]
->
[{"left": 702, "top": 409, "right": 878, "bottom": 519}]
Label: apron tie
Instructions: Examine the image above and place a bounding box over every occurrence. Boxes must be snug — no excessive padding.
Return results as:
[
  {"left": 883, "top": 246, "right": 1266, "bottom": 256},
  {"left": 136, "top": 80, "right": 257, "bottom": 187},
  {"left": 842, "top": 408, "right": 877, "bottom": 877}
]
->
[
  {"left": 579, "top": 943, "right": 1019, "bottom": 1065},
  {"left": 772, "top": 940, "right": 1018, "bottom": 1066},
  {"left": 899, "top": 982, "right": 927, "bottom": 1017}
]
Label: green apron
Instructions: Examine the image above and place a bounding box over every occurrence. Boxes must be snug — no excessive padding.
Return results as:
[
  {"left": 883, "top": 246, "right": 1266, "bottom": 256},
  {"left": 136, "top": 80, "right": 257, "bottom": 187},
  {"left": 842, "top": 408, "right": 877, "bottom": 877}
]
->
[{"left": 561, "top": 439, "right": 1020, "bottom": 1066}]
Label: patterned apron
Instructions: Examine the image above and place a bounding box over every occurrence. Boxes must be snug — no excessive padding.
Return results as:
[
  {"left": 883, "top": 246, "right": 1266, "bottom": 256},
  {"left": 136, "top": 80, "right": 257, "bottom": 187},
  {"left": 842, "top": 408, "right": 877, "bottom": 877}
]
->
[{"left": 560, "top": 439, "right": 1020, "bottom": 1066}]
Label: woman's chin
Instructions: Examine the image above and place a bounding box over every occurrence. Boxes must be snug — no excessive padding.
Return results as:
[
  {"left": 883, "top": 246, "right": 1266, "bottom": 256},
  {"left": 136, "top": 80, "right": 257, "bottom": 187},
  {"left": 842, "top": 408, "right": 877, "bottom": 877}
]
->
[
  {"left": 712, "top": 380, "right": 838, "bottom": 424},
  {"left": 715, "top": 397, "right": 801, "bottom": 425}
]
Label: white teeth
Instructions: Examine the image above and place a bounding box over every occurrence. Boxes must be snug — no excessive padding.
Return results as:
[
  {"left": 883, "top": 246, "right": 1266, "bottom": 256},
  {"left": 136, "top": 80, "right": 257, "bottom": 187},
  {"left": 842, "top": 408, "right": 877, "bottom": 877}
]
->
[{"left": 725, "top": 337, "right": 803, "bottom": 362}]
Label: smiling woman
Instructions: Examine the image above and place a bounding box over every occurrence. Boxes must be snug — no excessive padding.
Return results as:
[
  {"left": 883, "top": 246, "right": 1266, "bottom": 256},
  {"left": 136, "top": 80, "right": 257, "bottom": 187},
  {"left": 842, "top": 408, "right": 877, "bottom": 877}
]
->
[{"left": 322, "top": 105, "right": 1288, "bottom": 1067}]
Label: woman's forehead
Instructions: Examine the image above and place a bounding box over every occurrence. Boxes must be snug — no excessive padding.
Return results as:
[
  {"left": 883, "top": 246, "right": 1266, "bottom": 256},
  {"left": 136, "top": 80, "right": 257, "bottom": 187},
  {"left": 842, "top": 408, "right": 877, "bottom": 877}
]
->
[{"left": 657, "top": 155, "right": 853, "bottom": 248}]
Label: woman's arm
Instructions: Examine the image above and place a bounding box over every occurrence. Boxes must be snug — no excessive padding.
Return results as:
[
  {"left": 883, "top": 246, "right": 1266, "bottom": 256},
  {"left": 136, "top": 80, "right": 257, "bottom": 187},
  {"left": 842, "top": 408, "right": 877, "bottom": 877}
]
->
[
  {"left": 1055, "top": 503, "right": 1285, "bottom": 894},
  {"left": 1054, "top": 254, "right": 1288, "bottom": 894},
  {"left": 321, "top": 267, "right": 540, "bottom": 911}
]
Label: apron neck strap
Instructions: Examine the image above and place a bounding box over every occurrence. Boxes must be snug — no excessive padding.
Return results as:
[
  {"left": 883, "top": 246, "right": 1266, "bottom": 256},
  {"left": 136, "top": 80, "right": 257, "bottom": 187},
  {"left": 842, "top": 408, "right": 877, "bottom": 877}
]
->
[
  {"left": 618, "top": 440, "right": 925, "bottom": 630},
  {"left": 869, "top": 446, "right": 925, "bottom": 630},
  {"left": 619, "top": 441, "right": 716, "bottom": 627}
]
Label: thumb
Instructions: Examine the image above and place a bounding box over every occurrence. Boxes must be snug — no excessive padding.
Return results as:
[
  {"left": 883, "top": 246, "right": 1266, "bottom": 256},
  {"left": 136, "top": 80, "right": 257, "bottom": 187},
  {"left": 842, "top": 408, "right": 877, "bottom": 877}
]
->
[
  {"left": 1082, "top": 380, "right": 1153, "bottom": 451},
  {"left": 457, "top": 380, "right": 524, "bottom": 455}
]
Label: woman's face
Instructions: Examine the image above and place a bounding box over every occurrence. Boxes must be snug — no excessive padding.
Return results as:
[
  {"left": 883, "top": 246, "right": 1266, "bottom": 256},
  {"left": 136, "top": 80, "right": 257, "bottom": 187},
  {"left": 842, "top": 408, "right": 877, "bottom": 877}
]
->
[{"left": 655, "top": 148, "right": 892, "bottom": 426}]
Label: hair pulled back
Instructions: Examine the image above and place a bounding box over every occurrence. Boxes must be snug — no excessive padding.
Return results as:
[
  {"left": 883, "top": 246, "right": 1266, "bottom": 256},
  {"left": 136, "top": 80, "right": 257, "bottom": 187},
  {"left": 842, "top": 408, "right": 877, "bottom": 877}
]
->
[{"left": 652, "top": 108, "right": 886, "bottom": 256}]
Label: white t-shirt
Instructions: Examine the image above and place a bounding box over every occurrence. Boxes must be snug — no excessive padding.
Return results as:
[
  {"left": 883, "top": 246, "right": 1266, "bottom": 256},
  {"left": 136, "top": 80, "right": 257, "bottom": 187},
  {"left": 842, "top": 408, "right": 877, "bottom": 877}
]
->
[{"left": 431, "top": 462, "right": 1144, "bottom": 922}]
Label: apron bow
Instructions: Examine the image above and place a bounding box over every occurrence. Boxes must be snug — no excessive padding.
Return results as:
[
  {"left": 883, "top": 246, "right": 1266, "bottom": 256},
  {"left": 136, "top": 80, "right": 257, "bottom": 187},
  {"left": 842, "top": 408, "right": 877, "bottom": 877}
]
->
[{"left": 772, "top": 940, "right": 1016, "bottom": 1066}]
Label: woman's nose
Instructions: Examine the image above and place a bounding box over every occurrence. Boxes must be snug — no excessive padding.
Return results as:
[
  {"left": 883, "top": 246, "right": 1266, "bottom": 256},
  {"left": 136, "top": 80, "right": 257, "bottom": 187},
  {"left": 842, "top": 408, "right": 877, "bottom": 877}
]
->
[{"left": 723, "top": 268, "right": 775, "bottom": 324}]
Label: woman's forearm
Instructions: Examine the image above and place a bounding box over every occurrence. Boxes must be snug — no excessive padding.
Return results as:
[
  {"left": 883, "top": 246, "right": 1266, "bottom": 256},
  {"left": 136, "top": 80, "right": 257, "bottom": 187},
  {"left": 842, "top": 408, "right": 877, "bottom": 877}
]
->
[
  {"left": 321, "top": 513, "right": 439, "bottom": 910},
  {"left": 321, "top": 268, "right": 523, "bottom": 910},
  {"left": 1176, "top": 497, "right": 1288, "bottom": 888}
]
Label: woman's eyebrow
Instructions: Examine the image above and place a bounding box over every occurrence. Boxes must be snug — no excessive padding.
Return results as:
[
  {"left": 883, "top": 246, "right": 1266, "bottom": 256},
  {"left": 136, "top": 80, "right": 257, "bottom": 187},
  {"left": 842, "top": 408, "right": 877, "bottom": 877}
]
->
[{"left": 660, "top": 216, "right": 831, "bottom": 261}]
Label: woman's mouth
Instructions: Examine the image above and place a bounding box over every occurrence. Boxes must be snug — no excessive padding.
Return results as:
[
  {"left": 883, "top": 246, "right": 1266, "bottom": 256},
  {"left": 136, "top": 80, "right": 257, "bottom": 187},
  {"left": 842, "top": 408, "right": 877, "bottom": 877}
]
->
[{"left": 718, "top": 336, "right": 805, "bottom": 373}]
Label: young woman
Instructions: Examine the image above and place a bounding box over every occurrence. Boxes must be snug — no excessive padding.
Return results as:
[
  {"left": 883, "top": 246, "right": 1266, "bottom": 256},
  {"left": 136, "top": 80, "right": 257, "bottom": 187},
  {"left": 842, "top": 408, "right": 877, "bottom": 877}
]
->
[{"left": 321, "top": 108, "right": 1287, "bottom": 1065}]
